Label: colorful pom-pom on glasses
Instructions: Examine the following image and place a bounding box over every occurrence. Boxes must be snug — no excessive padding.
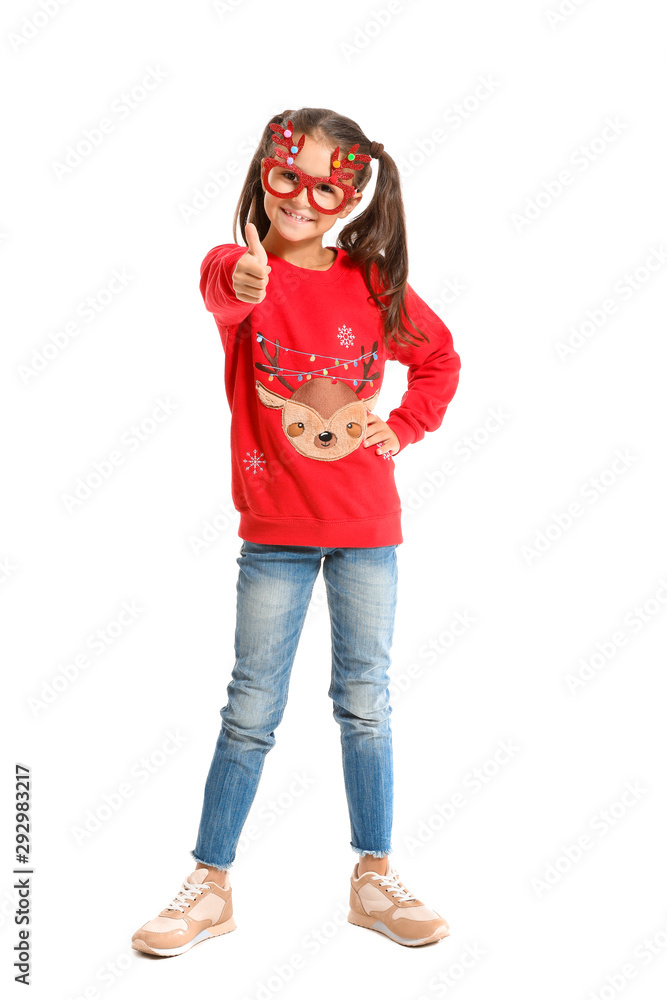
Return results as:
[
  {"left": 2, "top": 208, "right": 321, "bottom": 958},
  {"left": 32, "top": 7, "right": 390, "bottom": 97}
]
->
[{"left": 262, "top": 120, "right": 372, "bottom": 215}]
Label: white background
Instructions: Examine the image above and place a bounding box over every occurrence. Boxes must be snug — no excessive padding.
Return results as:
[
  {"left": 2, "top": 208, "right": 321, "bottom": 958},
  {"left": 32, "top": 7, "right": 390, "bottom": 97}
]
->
[{"left": 3, "top": 0, "right": 667, "bottom": 997}]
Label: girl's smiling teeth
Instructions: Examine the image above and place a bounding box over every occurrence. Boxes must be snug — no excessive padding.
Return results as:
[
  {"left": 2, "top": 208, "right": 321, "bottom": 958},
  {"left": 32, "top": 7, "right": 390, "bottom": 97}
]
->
[{"left": 281, "top": 207, "right": 313, "bottom": 223}]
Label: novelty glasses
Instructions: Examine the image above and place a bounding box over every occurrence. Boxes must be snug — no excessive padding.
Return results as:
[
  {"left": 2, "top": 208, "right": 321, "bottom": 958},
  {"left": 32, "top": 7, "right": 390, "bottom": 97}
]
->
[{"left": 262, "top": 120, "right": 371, "bottom": 216}]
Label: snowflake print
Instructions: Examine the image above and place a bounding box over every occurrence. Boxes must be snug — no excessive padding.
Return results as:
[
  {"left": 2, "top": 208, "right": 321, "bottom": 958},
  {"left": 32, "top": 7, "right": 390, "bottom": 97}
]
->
[
  {"left": 381, "top": 450, "right": 393, "bottom": 460},
  {"left": 243, "top": 449, "right": 266, "bottom": 474},
  {"left": 337, "top": 324, "right": 355, "bottom": 348}
]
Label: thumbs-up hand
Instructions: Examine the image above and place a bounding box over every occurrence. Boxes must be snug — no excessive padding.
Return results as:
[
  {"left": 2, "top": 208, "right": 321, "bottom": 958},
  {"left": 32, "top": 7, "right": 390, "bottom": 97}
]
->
[{"left": 232, "top": 222, "right": 271, "bottom": 304}]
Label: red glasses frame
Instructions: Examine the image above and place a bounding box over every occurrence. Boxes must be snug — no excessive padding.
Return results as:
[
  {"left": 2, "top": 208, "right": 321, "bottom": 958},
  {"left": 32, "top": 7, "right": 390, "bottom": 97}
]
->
[
  {"left": 261, "top": 121, "right": 371, "bottom": 216},
  {"left": 262, "top": 159, "right": 355, "bottom": 215}
]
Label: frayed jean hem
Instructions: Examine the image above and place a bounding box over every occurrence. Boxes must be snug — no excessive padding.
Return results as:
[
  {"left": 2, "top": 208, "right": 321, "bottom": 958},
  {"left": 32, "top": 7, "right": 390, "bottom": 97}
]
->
[
  {"left": 351, "top": 845, "right": 392, "bottom": 858},
  {"left": 190, "top": 849, "right": 234, "bottom": 872}
]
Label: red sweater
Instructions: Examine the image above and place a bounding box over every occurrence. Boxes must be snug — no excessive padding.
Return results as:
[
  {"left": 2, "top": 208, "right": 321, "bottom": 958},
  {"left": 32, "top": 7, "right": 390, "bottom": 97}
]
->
[{"left": 200, "top": 243, "right": 461, "bottom": 547}]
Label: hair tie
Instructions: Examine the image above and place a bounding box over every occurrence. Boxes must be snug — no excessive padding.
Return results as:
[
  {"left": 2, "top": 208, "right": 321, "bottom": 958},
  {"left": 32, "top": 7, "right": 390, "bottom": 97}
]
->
[{"left": 369, "top": 140, "right": 384, "bottom": 159}]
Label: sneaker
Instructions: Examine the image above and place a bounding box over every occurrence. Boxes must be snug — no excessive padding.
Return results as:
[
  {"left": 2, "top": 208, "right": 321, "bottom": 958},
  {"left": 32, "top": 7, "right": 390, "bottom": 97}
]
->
[
  {"left": 348, "top": 860, "right": 449, "bottom": 947},
  {"left": 132, "top": 868, "right": 236, "bottom": 957}
]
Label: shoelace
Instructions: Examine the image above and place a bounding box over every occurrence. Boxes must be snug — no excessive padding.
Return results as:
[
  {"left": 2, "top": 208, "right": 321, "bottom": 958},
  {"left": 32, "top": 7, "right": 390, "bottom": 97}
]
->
[
  {"left": 166, "top": 881, "right": 208, "bottom": 912},
  {"left": 370, "top": 869, "right": 417, "bottom": 902}
]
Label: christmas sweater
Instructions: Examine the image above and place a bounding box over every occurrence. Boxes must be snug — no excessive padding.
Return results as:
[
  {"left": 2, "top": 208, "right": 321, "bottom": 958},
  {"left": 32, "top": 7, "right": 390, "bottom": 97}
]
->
[{"left": 200, "top": 243, "right": 461, "bottom": 547}]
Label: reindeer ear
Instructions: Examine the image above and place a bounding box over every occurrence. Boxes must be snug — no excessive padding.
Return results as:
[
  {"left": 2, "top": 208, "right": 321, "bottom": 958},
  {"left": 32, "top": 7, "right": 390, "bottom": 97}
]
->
[
  {"left": 256, "top": 380, "right": 288, "bottom": 409},
  {"left": 361, "top": 389, "right": 380, "bottom": 412}
]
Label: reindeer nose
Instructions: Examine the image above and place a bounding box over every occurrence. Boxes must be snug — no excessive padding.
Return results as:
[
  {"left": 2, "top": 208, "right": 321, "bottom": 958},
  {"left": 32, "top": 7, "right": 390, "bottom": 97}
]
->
[{"left": 317, "top": 430, "right": 335, "bottom": 448}]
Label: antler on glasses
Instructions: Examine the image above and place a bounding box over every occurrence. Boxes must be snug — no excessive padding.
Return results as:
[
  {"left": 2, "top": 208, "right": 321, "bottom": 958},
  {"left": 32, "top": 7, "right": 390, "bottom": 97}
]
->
[{"left": 268, "top": 121, "right": 305, "bottom": 165}]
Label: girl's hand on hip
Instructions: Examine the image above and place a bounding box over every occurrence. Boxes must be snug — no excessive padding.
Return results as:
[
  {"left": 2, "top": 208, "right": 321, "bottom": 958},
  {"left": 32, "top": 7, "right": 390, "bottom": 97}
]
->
[
  {"left": 233, "top": 222, "right": 272, "bottom": 304},
  {"left": 364, "top": 411, "right": 400, "bottom": 456}
]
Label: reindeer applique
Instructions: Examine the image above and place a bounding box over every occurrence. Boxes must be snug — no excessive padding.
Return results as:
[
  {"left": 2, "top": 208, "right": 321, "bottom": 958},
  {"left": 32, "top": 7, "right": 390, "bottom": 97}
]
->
[{"left": 254, "top": 333, "right": 381, "bottom": 462}]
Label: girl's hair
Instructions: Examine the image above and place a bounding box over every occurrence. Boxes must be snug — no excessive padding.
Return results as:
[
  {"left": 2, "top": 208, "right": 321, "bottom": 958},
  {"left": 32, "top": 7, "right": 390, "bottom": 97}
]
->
[{"left": 232, "top": 107, "right": 429, "bottom": 352}]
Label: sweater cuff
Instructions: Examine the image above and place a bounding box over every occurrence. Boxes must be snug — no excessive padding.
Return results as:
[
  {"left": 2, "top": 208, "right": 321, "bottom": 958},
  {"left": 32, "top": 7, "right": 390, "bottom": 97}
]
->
[
  {"left": 200, "top": 244, "right": 254, "bottom": 324},
  {"left": 222, "top": 246, "right": 247, "bottom": 290},
  {"left": 385, "top": 413, "right": 419, "bottom": 454}
]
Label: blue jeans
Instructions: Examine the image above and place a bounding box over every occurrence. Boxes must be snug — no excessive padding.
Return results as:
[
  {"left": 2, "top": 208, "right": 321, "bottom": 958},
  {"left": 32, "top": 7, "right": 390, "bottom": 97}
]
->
[{"left": 191, "top": 540, "right": 398, "bottom": 871}]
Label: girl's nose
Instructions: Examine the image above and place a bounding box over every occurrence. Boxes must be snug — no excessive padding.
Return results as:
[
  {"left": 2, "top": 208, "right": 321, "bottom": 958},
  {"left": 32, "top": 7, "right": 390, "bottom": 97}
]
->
[{"left": 290, "top": 188, "right": 311, "bottom": 210}]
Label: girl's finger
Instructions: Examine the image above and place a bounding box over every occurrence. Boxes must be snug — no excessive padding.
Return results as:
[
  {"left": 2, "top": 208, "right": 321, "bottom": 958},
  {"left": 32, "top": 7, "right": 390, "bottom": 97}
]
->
[{"left": 245, "top": 222, "right": 268, "bottom": 266}]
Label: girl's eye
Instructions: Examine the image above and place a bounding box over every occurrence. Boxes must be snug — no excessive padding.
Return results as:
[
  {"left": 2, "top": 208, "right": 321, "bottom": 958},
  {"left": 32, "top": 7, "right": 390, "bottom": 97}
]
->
[
  {"left": 284, "top": 171, "right": 298, "bottom": 181},
  {"left": 318, "top": 184, "right": 334, "bottom": 194}
]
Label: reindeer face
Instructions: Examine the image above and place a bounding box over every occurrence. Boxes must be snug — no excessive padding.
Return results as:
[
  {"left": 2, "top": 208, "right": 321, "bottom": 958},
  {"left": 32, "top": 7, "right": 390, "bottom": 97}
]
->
[{"left": 256, "top": 379, "right": 380, "bottom": 462}]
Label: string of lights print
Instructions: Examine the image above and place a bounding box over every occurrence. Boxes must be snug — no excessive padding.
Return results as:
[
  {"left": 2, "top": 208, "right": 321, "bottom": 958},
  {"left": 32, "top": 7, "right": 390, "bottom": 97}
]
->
[{"left": 255, "top": 331, "right": 379, "bottom": 388}]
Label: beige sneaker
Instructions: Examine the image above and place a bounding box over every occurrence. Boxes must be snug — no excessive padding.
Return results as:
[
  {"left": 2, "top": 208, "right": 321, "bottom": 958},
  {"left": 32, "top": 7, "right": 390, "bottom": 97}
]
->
[
  {"left": 132, "top": 868, "right": 236, "bottom": 957},
  {"left": 348, "top": 860, "right": 450, "bottom": 947}
]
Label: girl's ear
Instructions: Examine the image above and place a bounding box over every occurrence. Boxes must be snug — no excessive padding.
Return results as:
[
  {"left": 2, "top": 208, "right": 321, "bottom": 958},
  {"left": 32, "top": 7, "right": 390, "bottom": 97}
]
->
[{"left": 340, "top": 191, "right": 363, "bottom": 218}]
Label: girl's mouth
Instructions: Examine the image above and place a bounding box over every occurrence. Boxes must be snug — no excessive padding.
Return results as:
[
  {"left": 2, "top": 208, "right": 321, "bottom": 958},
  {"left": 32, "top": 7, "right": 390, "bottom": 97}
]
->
[{"left": 281, "top": 207, "right": 313, "bottom": 224}]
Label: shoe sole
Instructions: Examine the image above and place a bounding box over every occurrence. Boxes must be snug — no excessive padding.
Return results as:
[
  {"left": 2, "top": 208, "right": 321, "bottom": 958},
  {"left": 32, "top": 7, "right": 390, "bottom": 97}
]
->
[
  {"left": 348, "top": 909, "right": 449, "bottom": 947},
  {"left": 132, "top": 916, "right": 237, "bottom": 957}
]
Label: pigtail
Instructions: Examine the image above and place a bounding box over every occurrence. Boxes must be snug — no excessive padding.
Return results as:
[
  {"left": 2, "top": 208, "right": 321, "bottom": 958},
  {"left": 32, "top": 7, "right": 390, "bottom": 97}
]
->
[{"left": 338, "top": 149, "right": 429, "bottom": 352}]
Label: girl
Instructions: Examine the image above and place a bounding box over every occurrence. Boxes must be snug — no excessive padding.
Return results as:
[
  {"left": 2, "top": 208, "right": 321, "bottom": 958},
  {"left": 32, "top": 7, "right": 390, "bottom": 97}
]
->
[{"left": 132, "top": 107, "right": 461, "bottom": 956}]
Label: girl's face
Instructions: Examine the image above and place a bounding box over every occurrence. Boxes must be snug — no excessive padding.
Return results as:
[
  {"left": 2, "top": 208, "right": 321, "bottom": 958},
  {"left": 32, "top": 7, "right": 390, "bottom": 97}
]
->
[{"left": 260, "top": 132, "right": 363, "bottom": 243}]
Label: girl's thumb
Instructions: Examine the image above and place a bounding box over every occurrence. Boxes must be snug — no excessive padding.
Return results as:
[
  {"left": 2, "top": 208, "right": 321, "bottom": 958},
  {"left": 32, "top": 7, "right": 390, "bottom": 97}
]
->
[{"left": 246, "top": 222, "right": 267, "bottom": 263}]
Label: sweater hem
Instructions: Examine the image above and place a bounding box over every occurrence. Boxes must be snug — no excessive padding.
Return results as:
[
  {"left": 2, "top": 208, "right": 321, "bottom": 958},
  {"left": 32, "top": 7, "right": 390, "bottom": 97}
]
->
[{"left": 238, "top": 509, "right": 403, "bottom": 547}]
